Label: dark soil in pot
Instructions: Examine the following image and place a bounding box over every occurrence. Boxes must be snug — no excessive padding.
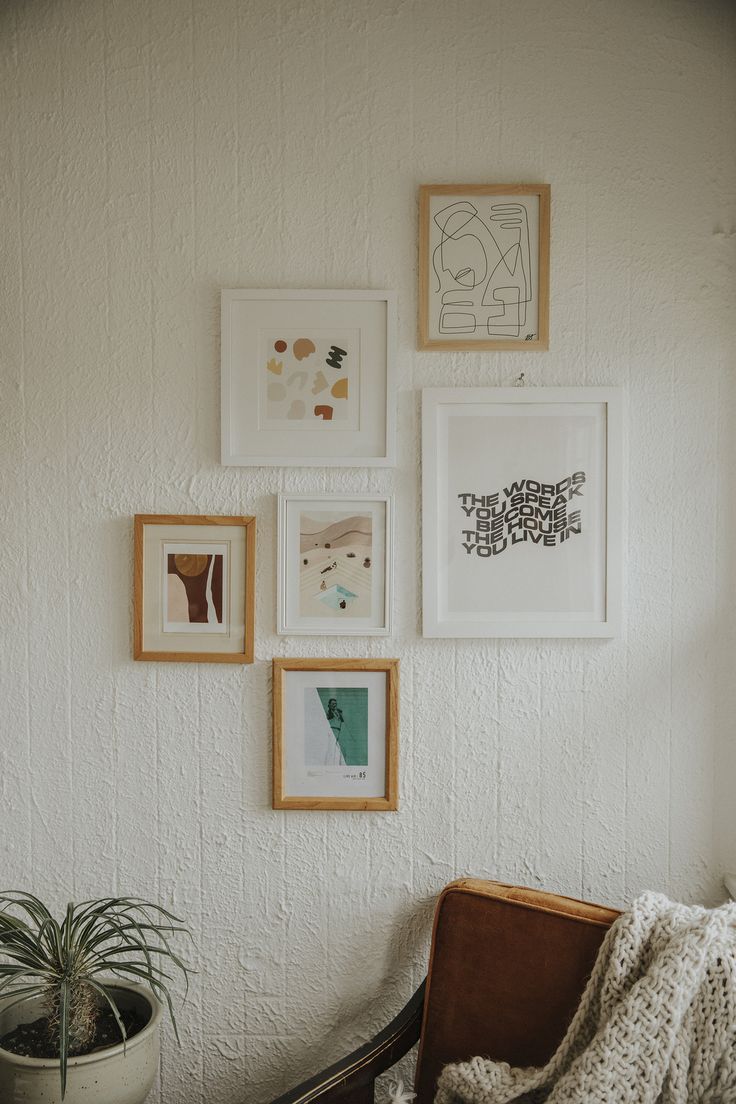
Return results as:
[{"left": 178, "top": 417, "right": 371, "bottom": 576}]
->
[{"left": 0, "top": 1006, "right": 147, "bottom": 1060}]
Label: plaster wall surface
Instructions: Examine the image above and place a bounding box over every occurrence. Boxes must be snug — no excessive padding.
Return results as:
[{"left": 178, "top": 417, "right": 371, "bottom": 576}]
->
[{"left": 1, "top": 0, "right": 735, "bottom": 1100}]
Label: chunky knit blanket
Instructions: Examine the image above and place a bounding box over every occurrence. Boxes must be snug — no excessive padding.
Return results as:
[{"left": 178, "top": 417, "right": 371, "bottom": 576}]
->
[{"left": 434, "top": 893, "right": 736, "bottom": 1104}]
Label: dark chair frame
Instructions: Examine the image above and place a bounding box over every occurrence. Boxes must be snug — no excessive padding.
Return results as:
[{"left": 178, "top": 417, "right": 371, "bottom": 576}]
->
[{"left": 269, "top": 981, "right": 425, "bottom": 1104}]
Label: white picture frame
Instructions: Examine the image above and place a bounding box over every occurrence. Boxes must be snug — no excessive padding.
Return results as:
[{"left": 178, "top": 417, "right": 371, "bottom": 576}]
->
[
  {"left": 277, "top": 494, "right": 392, "bottom": 636},
  {"left": 221, "top": 289, "right": 396, "bottom": 466},
  {"left": 422, "top": 387, "right": 624, "bottom": 638}
]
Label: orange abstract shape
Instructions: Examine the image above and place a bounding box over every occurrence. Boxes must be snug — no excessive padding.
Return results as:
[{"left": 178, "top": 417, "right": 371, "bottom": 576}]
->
[
  {"left": 314, "top": 405, "right": 334, "bottom": 420},
  {"left": 331, "top": 378, "right": 348, "bottom": 400},
  {"left": 293, "top": 338, "right": 316, "bottom": 361},
  {"left": 267, "top": 358, "right": 283, "bottom": 375},
  {"left": 174, "top": 553, "right": 208, "bottom": 578}
]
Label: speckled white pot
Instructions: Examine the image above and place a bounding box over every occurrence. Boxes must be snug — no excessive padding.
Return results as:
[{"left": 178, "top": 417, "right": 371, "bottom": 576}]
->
[{"left": 0, "top": 982, "right": 162, "bottom": 1104}]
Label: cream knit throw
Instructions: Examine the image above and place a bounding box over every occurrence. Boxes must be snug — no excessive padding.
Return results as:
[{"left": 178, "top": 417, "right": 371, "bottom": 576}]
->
[{"left": 434, "top": 893, "right": 736, "bottom": 1104}]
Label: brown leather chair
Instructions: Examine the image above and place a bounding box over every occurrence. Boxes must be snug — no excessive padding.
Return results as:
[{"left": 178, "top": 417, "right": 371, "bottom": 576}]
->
[{"left": 270, "top": 879, "right": 620, "bottom": 1104}]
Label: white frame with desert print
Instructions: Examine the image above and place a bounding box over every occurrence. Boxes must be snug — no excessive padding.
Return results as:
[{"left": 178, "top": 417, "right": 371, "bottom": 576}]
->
[
  {"left": 422, "top": 388, "right": 623, "bottom": 638},
  {"left": 221, "top": 289, "right": 396, "bottom": 466},
  {"left": 277, "top": 494, "right": 393, "bottom": 636},
  {"left": 272, "top": 658, "right": 399, "bottom": 811},
  {"left": 418, "top": 184, "right": 550, "bottom": 351},
  {"left": 134, "top": 514, "right": 255, "bottom": 663}
]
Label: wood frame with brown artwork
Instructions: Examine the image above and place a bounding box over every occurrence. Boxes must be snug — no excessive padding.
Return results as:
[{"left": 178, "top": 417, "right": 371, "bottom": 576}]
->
[
  {"left": 273, "top": 658, "right": 399, "bottom": 811},
  {"left": 418, "top": 183, "right": 550, "bottom": 351},
  {"left": 134, "top": 514, "right": 255, "bottom": 663}
]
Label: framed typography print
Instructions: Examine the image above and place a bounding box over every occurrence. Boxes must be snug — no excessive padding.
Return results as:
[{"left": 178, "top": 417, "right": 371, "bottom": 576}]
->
[
  {"left": 221, "top": 289, "right": 396, "bottom": 466},
  {"left": 277, "top": 494, "right": 392, "bottom": 636},
  {"left": 418, "top": 184, "right": 550, "bottom": 351},
  {"left": 272, "top": 658, "right": 399, "bottom": 811},
  {"left": 422, "top": 388, "right": 623, "bottom": 637},
  {"left": 134, "top": 514, "right": 255, "bottom": 662}
]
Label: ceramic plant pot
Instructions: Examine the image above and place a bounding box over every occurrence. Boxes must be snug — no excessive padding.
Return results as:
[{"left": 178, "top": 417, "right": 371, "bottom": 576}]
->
[{"left": 0, "top": 982, "right": 162, "bottom": 1104}]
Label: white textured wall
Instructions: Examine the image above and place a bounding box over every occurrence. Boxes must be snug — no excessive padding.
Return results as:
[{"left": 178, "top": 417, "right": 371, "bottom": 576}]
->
[{"left": 1, "top": 0, "right": 735, "bottom": 1100}]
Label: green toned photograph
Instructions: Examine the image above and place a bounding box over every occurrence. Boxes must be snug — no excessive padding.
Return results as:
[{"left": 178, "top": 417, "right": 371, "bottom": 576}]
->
[{"left": 307, "top": 687, "right": 369, "bottom": 767}]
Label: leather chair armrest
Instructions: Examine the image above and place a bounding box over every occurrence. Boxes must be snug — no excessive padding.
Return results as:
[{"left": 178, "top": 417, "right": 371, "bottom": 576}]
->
[{"left": 268, "top": 979, "right": 426, "bottom": 1104}]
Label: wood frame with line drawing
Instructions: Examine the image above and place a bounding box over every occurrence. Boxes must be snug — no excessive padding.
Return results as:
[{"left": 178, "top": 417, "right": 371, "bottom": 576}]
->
[
  {"left": 418, "top": 183, "right": 550, "bottom": 351},
  {"left": 273, "top": 658, "right": 399, "bottom": 811},
  {"left": 134, "top": 514, "right": 255, "bottom": 663}
]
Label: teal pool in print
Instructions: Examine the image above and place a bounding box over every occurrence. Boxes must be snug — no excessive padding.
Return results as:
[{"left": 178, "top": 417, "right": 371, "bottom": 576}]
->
[
  {"left": 316, "top": 687, "right": 368, "bottom": 766},
  {"left": 316, "top": 584, "right": 358, "bottom": 610}
]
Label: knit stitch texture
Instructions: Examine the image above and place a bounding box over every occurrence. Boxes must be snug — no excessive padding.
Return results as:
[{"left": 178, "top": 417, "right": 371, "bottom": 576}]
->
[{"left": 434, "top": 893, "right": 736, "bottom": 1104}]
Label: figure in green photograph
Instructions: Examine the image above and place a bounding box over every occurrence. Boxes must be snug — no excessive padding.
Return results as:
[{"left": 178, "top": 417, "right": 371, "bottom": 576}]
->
[{"left": 315, "top": 687, "right": 368, "bottom": 767}]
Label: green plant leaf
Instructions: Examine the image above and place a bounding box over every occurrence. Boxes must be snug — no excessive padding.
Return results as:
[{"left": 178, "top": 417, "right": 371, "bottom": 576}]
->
[
  {"left": 37, "top": 918, "right": 64, "bottom": 968},
  {"left": 59, "top": 978, "right": 69, "bottom": 1100},
  {"left": 0, "top": 969, "right": 52, "bottom": 995},
  {"left": 0, "top": 892, "right": 53, "bottom": 926},
  {"left": 83, "top": 979, "right": 127, "bottom": 1053},
  {"left": 0, "top": 985, "right": 46, "bottom": 1016}
]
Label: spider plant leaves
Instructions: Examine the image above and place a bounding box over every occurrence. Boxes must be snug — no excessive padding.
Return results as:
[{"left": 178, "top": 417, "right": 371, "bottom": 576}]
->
[
  {"left": 0, "top": 968, "right": 40, "bottom": 991},
  {"left": 0, "top": 914, "right": 50, "bottom": 968},
  {"left": 0, "top": 892, "right": 54, "bottom": 926},
  {"left": 38, "top": 917, "right": 64, "bottom": 966},
  {"left": 0, "top": 893, "right": 192, "bottom": 1101},
  {"left": 0, "top": 970, "right": 55, "bottom": 999},
  {"left": 0, "top": 984, "right": 47, "bottom": 1016}
]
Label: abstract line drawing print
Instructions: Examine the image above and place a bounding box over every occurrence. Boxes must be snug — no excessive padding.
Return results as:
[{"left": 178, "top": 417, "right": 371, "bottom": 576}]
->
[
  {"left": 162, "top": 541, "right": 229, "bottom": 634},
  {"left": 298, "top": 510, "right": 372, "bottom": 619},
  {"left": 304, "top": 686, "right": 369, "bottom": 767},
  {"left": 431, "top": 197, "right": 537, "bottom": 339},
  {"left": 259, "top": 329, "right": 359, "bottom": 430}
]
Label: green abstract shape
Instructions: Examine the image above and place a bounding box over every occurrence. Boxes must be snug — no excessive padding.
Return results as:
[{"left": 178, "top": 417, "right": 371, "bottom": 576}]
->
[{"left": 316, "top": 687, "right": 368, "bottom": 766}]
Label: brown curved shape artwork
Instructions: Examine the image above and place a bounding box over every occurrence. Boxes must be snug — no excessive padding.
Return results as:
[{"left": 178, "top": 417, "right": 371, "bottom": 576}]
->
[
  {"left": 168, "top": 553, "right": 223, "bottom": 623},
  {"left": 314, "top": 405, "right": 334, "bottom": 420}
]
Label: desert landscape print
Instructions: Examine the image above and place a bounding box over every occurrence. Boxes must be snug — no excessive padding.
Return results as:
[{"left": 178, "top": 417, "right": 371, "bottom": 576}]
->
[{"left": 299, "top": 510, "right": 373, "bottom": 619}]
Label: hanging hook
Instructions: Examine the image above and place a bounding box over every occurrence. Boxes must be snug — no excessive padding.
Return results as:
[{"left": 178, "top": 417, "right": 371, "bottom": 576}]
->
[{"left": 514, "top": 372, "right": 526, "bottom": 387}]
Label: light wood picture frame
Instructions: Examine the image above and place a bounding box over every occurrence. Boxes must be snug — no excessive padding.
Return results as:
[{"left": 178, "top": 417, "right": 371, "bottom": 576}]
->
[
  {"left": 134, "top": 514, "right": 256, "bottom": 663},
  {"left": 272, "top": 658, "right": 399, "bottom": 811},
  {"left": 418, "top": 183, "right": 550, "bottom": 351},
  {"left": 221, "top": 289, "right": 397, "bottom": 466}
]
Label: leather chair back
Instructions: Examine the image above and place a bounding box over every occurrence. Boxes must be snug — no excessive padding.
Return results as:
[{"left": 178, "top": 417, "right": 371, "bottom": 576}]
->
[{"left": 414, "top": 879, "right": 620, "bottom": 1103}]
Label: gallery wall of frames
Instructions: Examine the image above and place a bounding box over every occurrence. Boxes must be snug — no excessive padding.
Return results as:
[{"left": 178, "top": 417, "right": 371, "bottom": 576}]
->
[{"left": 132, "top": 184, "right": 624, "bottom": 812}]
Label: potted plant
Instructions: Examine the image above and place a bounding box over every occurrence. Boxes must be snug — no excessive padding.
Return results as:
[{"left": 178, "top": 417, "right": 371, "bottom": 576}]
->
[{"left": 0, "top": 892, "right": 191, "bottom": 1104}]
